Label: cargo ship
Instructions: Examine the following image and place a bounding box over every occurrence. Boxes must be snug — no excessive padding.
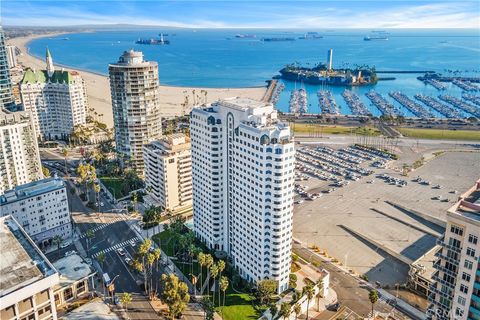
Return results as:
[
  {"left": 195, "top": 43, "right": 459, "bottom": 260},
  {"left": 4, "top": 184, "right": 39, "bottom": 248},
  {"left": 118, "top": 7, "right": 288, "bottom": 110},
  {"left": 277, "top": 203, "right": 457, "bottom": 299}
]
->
[
  {"left": 235, "top": 34, "right": 256, "bottom": 38},
  {"left": 136, "top": 33, "right": 170, "bottom": 45},
  {"left": 298, "top": 33, "right": 323, "bottom": 40},
  {"left": 262, "top": 37, "right": 295, "bottom": 42},
  {"left": 364, "top": 36, "right": 389, "bottom": 41}
]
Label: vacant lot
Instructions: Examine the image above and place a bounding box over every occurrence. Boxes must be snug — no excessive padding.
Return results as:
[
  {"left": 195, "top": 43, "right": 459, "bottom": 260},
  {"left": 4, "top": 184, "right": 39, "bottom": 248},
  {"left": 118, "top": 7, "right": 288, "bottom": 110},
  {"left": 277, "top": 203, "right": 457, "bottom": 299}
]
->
[
  {"left": 398, "top": 128, "right": 480, "bottom": 141},
  {"left": 292, "top": 123, "right": 381, "bottom": 136}
]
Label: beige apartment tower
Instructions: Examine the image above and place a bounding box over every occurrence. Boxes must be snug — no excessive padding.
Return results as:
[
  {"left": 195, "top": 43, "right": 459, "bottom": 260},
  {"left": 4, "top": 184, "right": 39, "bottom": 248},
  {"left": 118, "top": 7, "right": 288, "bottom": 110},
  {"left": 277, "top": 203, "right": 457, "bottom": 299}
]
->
[
  {"left": 109, "top": 50, "right": 162, "bottom": 172},
  {"left": 143, "top": 133, "right": 192, "bottom": 212}
]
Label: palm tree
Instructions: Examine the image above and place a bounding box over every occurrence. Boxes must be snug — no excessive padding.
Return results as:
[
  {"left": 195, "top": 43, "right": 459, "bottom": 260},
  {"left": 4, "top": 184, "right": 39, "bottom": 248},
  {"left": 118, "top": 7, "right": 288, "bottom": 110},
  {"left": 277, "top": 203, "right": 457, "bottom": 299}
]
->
[
  {"left": 279, "top": 302, "right": 292, "bottom": 320},
  {"left": 93, "top": 183, "right": 101, "bottom": 211},
  {"left": 204, "top": 254, "right": 214, "bottom": 297},
  {"left": 369, "top": 290, "right": 379, "bottom": 317},
  {"left": 53, "top": 235, "right": 63, "bottom": 257},
  {"left": 138, "top": 239, "right": 152, "bottom": 294},
  {"left": 217, "top": 260, "right": 226, "bottom": 306},
  {"left": 120, "top": 292, "right": 132, "bottom": 312},
  {"left": 61, "top": 147, "right": 69, "bottom": 176},
  {"left": 209, "top": 263, "right": 219, "bottom": 302},
  {"left": 303, "top": 284, "right": 315, "bottom": 320},
  {"left": 293, "top": 303, "right": 301, "bottom": 320},
  {"left": 219, "top": 276, "right": 229, "bottom": 319},
  {"left": 198, "top": 252, "right": 206, "bottom": 293},
  {"left": 316, "top": 279, "right": 324, "bottom": 311},
  {"left": 146, "top": 253, "right": 155, "bottom": 298},
  {"left": 97, "top": 252, "right": 106, "bottom": 268},
  {"left": 85, "top": 230, "right": 94, "bottom": 255}
]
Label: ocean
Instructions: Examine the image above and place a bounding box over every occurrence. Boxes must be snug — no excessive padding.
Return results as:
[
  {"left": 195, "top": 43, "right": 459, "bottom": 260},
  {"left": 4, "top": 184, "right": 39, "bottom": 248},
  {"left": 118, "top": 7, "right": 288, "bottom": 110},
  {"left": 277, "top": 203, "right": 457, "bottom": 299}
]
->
[{"left": 28, "top": 29, "right": 480, "bottom": 117}]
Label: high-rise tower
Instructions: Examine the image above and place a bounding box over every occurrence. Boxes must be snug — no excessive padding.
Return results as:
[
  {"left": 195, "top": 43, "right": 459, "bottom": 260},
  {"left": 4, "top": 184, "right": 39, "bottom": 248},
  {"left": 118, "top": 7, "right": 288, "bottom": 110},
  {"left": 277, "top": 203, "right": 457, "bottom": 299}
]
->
[
  {"left": 0, "top": 27, "right": 15, "bottom": 109},
  {"left": 327, "top": 49, "right": 333, "bottom": 70},
  {"left": 109, "top": 50, "right": 162, "bottom": 171}
]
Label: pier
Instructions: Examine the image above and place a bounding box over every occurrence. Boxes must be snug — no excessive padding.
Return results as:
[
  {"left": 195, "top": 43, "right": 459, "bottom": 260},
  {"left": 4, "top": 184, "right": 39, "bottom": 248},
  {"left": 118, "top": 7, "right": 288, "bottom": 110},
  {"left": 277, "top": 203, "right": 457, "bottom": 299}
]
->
[
  {"left": 317, "top": 90, "right": 339, "bottom": 114},
  {"left": 439, "top": 95, "right": 480, "bottom": 118},
  {"left": 342, "top": 90, "right": 370, "bottom": 116},
  {"left": 423, "top": 79, "right": 448, "bottom": 90},
  {"left": 462, "top": 94, "right": 480, "bottom": 106},
  {"left": 365, "top": 90, "right": 402, "bottom": 117},
  {"left": 376, "top": 70, "right": 435, "bottom": 74},
  {"left": 389, "top": 91, "right": 434, "bottom": 119},
  {"left": 289, "top": 89, "right": 308, "bottom": 113},
  {"left": 414, "top": 94, "right": 462, "bottom": 119},
  {"left": 452, "top": 79, "right": 480, "bottom": 92}
]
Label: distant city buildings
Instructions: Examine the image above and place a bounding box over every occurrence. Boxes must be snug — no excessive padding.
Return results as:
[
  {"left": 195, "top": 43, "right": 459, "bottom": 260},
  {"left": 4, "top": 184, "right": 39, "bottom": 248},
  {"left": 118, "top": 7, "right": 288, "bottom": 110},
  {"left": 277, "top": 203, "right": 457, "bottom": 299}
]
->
[
  {"left": 109, "top": 50, "right": 162, "bottom": 172},
  {"left": 0, "top": 177, "right": 71, "bottom": 247},
  {"left": 429, "top": 180, "right": 480, "bottom": 320},
  {"left": 0, "top": 215, "right": 59, "bottom": 320},
  {"left": 20, "top": 49, "right": 88, "bottom": 140},
  {"left": 190, "top": 98, "right": 295, "bottom": 293},
  {"left": 143, "top": 133, "right": 192, "bottom": 212},
  {"left": 0, "top": 27, "right": 15, "bottom": 109},
  {"left": 0, "top": 110, "right": 43, "bottom": 194},
  {"left": 6, "top": 45, "right": 17, "bottom": 69}
]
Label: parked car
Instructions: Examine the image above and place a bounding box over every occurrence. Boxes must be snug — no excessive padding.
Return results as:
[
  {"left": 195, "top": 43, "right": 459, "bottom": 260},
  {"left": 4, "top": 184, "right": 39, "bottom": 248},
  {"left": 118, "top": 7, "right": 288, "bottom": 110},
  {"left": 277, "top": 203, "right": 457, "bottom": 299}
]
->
[
  {"left": 64, "top": 250, "right": 77, "bottom": 257},
  {"left": 117, "top": 248, "right": 126, "bottom": 256},
  {"left": 60, "top": 242, "right": 71, "bottom": 249}
]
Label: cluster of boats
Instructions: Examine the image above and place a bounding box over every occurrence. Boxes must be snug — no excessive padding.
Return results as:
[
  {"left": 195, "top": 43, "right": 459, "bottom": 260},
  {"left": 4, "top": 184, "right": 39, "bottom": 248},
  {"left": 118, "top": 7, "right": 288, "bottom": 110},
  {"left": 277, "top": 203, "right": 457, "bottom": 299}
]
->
[
  {"left": 342, "top": 90, "right": 370, "bottom": 116},
  {"left": 317, "top": 90, "right": 339, "bottom": 114},
  {"left": 452, "top": 79, "right": 480, "bottom": 92},
  {"left": 423, "top": 78, "right": 448, "bottom": 90},
  {"left": 389, "top": 91, "right": 434, "bottom": 119},
  {"left": 365, "top": 91, "right": 402, "bottom": 117},
  {"left": 439, "top": 95, "right": 480, "bottom": 118},
  {"left": 289, "top": 89, "right": 308, "bottom": 113},
  {"left": 271, "top": 82, "right": 285, "bottom": 105},
  {"left": 462, "top": 94, "right": 480, "bottom": 106},
  {"left": 414, "top": 94, "right": 462, "bottom": 119}
]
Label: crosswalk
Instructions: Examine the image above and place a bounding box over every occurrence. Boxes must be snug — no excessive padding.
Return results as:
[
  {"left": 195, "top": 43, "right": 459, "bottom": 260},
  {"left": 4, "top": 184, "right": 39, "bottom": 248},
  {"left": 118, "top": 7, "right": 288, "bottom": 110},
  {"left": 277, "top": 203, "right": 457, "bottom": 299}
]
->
[
  {"left": 79, "top": 216, "right": 127, "bottom": 239},
  {"left": 91, "top": 237, "right": 141, "bottom": 258}
]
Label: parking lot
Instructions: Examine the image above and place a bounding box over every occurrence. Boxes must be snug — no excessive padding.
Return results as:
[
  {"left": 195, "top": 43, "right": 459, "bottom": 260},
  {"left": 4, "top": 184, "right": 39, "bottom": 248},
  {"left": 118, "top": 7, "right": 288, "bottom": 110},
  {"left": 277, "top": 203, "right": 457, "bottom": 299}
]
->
[{"left": 293, "top": 144, "right": 480, "bottom": 286}]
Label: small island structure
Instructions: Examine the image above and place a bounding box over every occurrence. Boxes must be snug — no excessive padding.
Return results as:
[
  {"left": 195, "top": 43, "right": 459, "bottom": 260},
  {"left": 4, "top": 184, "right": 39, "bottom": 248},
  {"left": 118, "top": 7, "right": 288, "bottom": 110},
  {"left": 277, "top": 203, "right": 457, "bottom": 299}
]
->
[{"left": 278, "top": 49, "right": 378, "bottom": 86}]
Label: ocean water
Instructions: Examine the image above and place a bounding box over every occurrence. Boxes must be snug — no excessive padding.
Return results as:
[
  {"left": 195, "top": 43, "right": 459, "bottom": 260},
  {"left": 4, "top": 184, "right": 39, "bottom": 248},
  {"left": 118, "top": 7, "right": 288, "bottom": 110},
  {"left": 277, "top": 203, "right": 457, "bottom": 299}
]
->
[{"left": 29, "top": 29, "right": 480, "bottom": 116}]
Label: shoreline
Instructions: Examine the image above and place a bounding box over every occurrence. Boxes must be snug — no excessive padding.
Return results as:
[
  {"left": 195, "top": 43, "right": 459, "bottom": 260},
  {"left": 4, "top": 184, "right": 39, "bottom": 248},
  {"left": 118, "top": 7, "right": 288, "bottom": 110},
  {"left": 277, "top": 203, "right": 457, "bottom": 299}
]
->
[{"left": 10, "top": 31, "right": 267, "bottom": 128}]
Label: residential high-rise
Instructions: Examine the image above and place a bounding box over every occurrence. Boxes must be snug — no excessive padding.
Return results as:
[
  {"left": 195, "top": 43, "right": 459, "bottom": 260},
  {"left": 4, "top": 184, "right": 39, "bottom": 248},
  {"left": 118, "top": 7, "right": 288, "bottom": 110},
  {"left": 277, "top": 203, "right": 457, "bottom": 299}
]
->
[
  {"left": 20, "top": 49, "right": 88, "bottom": 140},
  {"left": 428, "top": 180, "right": 480, "bottom": 320},
  {"left": 190, "top": 98, "right": 295, "bottom": 293},
  {"left": 0, "top": 177, "right": 71, "bottom": 247},
  {"left": 0, "top": 215, "right": 59, "bottom": 320},
  {"left": 0, "top": 110, "right": 43, "bottom": 194},
  {"left": 327, "top": 48, "right": 333, "bottom": 70},
  {"left": 0, "top": 27, "right": 15, "bottom": 109},
  {"left": 143, "top": 133, "right": 192, "bottom": 212},
  {"left": 109, "top": 50, "right": 162, "bottom": 171},
  {"left": 6, "top": 45, "right": 17, "bottom": 69}
]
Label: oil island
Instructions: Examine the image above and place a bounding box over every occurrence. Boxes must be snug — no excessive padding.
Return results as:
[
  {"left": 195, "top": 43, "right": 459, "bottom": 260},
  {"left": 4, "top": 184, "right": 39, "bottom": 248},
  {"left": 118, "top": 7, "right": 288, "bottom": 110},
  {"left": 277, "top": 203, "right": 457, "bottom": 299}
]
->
[{"left": 278, "top": 49, "right": 378, "bottom": 86}]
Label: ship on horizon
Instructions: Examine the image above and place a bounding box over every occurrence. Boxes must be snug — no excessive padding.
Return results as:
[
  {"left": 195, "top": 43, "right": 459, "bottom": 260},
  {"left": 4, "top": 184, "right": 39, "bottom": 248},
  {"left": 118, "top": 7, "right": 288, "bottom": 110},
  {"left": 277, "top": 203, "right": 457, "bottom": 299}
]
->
[
  {"left": 235, "top": 34, "right": 256, "bottom": 38},
  {"left": 136, "top": 33, "right": 170, "bottom": 45},
  {"left": 364, "top": 35, "right": 389, "bottom": 41}
]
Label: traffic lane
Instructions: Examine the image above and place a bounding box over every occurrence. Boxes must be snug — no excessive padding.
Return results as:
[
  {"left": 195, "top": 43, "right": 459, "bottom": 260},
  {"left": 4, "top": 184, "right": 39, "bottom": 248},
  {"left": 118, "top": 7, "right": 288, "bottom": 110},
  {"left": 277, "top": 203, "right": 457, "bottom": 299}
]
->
[
  {"left": 88, "top": 219, "right": 139, "bottom": 256},
  {"left": 292, "top": 244, "right": 393, "bottom": 316},
  {"left": 103, "top": 249, "right": 141, "bottom": 294}
]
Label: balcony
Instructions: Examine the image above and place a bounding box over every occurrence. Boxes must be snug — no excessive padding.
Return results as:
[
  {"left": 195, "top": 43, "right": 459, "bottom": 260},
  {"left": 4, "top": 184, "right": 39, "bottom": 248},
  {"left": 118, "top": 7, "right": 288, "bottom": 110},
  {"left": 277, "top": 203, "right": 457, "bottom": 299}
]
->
[
  {"left": 434, "top": 250, "right": 459, "bottom": 266},
  {"left": 431, "top": 271, "right": 455, "bottom": 290},
  {"left": 436, "top": 236, "right": 462, "bottom": 253}
]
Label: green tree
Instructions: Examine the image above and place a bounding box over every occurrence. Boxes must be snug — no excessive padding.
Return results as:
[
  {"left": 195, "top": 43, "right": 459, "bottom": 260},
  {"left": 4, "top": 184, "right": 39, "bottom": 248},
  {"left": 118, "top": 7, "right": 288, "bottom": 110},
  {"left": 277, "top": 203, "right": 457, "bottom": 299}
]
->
[
  {"left": 76, "top": 163, "right": 97, "bottom": 201},
  {"left": 61, "top": 147, "right": 69, "bottom": 176},
  {"left": 369, "top": 289, "right": 379, "bottom": 317},
  {"left": 146, "top": 252, "right": 156, "bottom": 298},
  {"left": 289, "top": 273, "right": 298, "bottom": 289},
  {"left": 217, "top": 260, "right": 226, "bottom": 306},
  {"left": 97, "top": 252, "right": 106, "bottom": 268},
  {"left": 204, "top": 254, "right": 214, "bottom": 297},
  {"left": 198, "top": 252, "right": 206, "bottom": 293},
  {"left": 219, "top": 276, "right": 229, "bottom": 318},
  {"left": 279, "top": 302, "right": 292, "bottom": 320},
  {"left": 138, "top": 239, "right": 153, "bottom": 294},
  {"left": 160, "top": 274, "right": 190, "bottom": 320},
  {"left": 293, "top": 303, "right": 301, "bottom": 320},
  {"left": 209, "top": 263, "right": 219, "bottom": 304},
  {"left": 42, "top": 166, "right": 50, "bottom": 178},
  {"left": 316, "top": 279, "right": 324, "bottom": 312},
  {"left": 201, "top": 297, "right": 215, "bottom": 320},
  {"left": 85, "top": 229, "right": 95, "bottom": 255},
  {"left": 52, "top": 235, "right": 63, "bottom": 257},
  {"left": 120, "top": 292, "right": 132, "bottom": 312},
  {"left": 93, "top": 183, "right": 101, "bottom": 210},
  {"left": 303, "top": 283, "right": 315, "bottom": 320},
  {"left": 256, "top": 279, "right": 277, "bottom": 305}
]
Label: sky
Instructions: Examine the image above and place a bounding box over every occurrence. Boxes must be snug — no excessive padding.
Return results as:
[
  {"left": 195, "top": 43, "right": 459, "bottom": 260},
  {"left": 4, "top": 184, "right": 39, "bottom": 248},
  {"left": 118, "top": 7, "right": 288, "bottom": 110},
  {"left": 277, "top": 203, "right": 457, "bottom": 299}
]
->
[{"left": 1, "top": 0, "right": 479, "bottom": 28}]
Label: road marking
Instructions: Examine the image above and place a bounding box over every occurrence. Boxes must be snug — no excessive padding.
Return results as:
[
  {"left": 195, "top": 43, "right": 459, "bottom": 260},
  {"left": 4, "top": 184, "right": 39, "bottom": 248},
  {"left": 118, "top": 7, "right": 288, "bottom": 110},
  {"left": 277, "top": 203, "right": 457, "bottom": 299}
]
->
[
  {"left": 91, "top": 237, "right": 141, "bottom": 258},
  {"left": 79, "top": 217, "right": 127, "bottom": 239}
]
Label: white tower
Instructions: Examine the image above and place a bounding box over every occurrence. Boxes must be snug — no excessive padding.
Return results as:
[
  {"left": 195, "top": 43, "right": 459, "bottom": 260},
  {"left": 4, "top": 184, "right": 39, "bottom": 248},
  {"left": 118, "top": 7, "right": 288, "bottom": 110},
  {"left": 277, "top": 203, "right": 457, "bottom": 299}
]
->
[
  {"left": 327, "top": 49, "right": 333, "bottom": 70},
  {"left": 46, "top": 48, "right": 54, "bottom": 78}
]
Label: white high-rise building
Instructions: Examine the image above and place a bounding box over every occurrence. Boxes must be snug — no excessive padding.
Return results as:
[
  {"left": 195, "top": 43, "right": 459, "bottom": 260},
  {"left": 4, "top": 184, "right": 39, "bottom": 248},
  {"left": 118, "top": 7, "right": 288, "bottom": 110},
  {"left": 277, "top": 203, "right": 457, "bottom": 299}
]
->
[
  {"left": 109, "top": 50, "right": 162, "bottom": 172},
  {"left": 190, "top": 98, "right": 295, "bottom": 292},
  {"left": 19, "top": 49, "right": 88, "bottom": 140},
  {"left": 428, "top": 180, "right": 480, "bottom": 320},
  {"left": 0, "top": 27, "right": 15, "bottom": 109},
  {"left": 143, "top": 133, "right": 192, "bottom": 212},
  {"left": 327, "top": 49, "right": 333, "bottom": 70},
  {"left": 0, "top": 215, "right": 59, "bottom": 320},
  {"left": 6, "top": 45, "right": 17, "bottom": 69},
  {"left": 0, "top": 177, "right": 71, "bottom": 247},
  {"left": 0, "top": 110, "right": 43, "bottom": 194}
]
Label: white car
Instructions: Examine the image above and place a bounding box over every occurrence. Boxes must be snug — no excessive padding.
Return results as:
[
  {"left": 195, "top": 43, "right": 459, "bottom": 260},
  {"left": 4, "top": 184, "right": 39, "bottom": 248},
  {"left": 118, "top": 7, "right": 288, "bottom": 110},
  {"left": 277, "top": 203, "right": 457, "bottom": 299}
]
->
[
  {"left": 64, "top": 250, "right": 77, "bottom": 257},
  {"left": 60, "top": 242, "right": 71, "bottom": 249},
  {"left": 117, "top": 248, "right": 126, "bottom": 256}
]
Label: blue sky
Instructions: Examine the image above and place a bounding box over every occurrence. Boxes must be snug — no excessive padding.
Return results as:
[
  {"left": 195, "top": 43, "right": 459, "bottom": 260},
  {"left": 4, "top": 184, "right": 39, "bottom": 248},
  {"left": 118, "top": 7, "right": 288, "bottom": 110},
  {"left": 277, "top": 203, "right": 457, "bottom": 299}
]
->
[{"left": 2, "top": 1, "right": 479, "bottom": 28}]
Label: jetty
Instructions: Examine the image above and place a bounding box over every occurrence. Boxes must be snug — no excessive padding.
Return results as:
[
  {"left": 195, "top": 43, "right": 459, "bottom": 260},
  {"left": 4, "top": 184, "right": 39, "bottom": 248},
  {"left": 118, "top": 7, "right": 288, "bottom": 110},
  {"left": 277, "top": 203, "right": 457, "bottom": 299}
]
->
[
  {"left": 289, "top": 89, "right": 308, "bottom": 113},
  {"left": 417, "top": 74, "right": 480, "bottom": 84},
  {"left": 414, "top": 94, "right": 462, "bottom": 119},
  {"left": 452, "top": 79, "right": 480, "bottom": 92},
  {"left": 317, "top": 90, "right": 339, "bottom": 114},
  {"left": 462, "top": 94, "right": 480, "bottom": 106},
  {"left": 423, "top": 78, "right": 448, "bottom": 90},
  {"left": 365, "top": 90, "right": 402, "bottom": 117},
  {"left": 389, "top": 91, "right": 434, "bottom": 119},
  {"left": 342, "top": 90, "right": 370, "bottom": 116},
  {"left": 439, "top": 95, "right": 480, "bottom": 118}
]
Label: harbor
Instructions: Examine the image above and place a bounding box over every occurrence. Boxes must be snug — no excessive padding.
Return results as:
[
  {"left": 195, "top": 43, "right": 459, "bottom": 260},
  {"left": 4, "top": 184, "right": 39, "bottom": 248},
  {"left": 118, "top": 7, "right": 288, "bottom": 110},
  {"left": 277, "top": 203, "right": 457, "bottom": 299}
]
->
[
  {"left": 365, "top": 90, "right": 402, "bottom": 117},
  {"left": 317, "top": 90, "right": 339, "bottom": 114},
  {"left": 341, "top": 90, "right": 370, "bottom": 116},
  {"left": 414, "top": 94, "right": 462, "bottom": 119},
  {"left": 289, "top": 88, "right": 308, "bottom": 113},
  {"left": 389, "top": 91, "right": 434, "bottom": 119}
]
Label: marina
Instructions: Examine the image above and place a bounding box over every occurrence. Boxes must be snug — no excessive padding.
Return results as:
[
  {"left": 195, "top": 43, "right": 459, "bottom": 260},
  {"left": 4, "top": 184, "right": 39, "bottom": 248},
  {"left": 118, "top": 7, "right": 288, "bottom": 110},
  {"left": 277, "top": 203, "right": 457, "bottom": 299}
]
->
[
  {"left": 414, "top": 94, "right": 462, "bottom": 119},
  {"left": 317, "top": 90, "right": 339, "bottom": 115},
  {"left": 423, "top": 78, "right": 448, "bottom": 90},
  {"left": 452, "top": 79, "right": 480, "bottom": 92},
  {"left": 462, "top": 94, "right": 480, "bottom": 106},
  {"left": 365, "top": 90, "right": 402, "bottom": 117},
  {"left": 270, "top": 82, "right": 285, "bottom": 105},
  {"left": 289, "top": 88, "right": 308, "bottom": 113},
  {"left": 439, "top": 95, "right": 480, "bottom": 118},
  {"left": 341, "top": 90, "right": 370, "bottom": 116},
  {"left": 389, "top": 91, "right": 434, "bottom": 119}
]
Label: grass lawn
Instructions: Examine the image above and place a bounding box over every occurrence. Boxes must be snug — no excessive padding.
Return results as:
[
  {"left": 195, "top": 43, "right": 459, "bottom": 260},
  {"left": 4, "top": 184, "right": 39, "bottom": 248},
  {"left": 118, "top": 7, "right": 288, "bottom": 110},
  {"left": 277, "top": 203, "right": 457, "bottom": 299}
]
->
[
  {"left": 398, "top": 128, "right": 480, "bottom": 141},
  {"left": 218, "top": 289, "right": 264, "bottom": 320},
  {"left": 99, "top": 177, "right": 128, "bottom": 199},
  {"left": 292, "top": 123, "right": 381, "bottom": 136}
]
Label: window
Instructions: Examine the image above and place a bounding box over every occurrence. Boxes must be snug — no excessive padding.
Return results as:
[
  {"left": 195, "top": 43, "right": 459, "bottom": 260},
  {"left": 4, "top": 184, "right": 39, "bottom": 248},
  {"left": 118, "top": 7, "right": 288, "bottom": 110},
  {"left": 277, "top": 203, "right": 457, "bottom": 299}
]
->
[
  {"left": 461, "top": 272, "right": 471, "bottom": 282},
  {"left": 459, "top": 284, "right": 468, "bottom": 294},
  {"left": 468, "top": 234, "right": 478, "bottom": 244},
  {"left": 464, "top": 260, "right": 473, "bottom": 270},
  {"left": 458, "top": 296, "right": 466, "bottom": 306},
  {"left": 466, "top": 247, "right": 476, "bottom": 257},
  {"left": 450, "top": 225, "right": 463, "bottom": 236}
]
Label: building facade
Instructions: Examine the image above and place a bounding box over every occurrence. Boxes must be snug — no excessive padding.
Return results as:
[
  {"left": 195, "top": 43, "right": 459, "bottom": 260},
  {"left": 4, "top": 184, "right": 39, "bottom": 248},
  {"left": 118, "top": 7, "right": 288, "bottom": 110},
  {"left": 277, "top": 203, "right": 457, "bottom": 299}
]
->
[
  {"left": 0, "top": 177, "right": 71, "bottom": 247},
  {"left": 0, "top": 27, "right": 15, "bottom": 109},
  {"left": 428, "top": 180, "right": 480, "bottom": 320},
  {"left": 109, "top": 50, "right": 162, "bottom": 172},
  {"left": 20, "top": 49, "right": 88, "bottom": 140},
  {"left": 0, "top": 215, "right": 59, "bottom": 320},
  {"left": 6, "top": 45, "right": 17, "bottom": 69},
  {"left": 0, "top": 110, "right": 43, "bottom": 194},
  {"left": 190, "top": 98, "right": 295, "bottom": 293},
  {"left": 143, "top": 133, "right": 192, "bottom": 212}
]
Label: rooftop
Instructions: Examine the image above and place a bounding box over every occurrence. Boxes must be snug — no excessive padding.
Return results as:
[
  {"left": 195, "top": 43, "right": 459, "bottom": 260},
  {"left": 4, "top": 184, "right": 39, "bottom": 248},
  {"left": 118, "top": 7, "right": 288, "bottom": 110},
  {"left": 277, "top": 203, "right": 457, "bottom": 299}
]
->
[
  {"left": 0, "top": 216, "right": 56, "bottom": 298},
  {"left": 110, "top": 49, "right": 156, "bottom": 67},
  {"left": 411, "top": 245, "right": 439, "bottom": 281},
  {"left": 0, "top": 177, "right": 65, "bottom": 205},
  {"left": 63, "top": 299, "right": 120, "bottom": 320},
  {"left": 52, "top": 254, "right": 95, "bottom": 290},
  {"left": 20, "top": 68, "right": 79, "bottom": 85},
  {"left": 448, "top": 179, "right": 480, "bottom": 222},
  {"left": 215, "top": 97, "right": 272, "bottom": 111}
]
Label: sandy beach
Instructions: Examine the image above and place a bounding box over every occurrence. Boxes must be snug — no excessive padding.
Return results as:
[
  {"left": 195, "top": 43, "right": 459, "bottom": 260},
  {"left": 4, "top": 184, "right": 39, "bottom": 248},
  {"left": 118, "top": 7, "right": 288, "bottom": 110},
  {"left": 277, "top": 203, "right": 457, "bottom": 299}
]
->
[{"left": 8, "top": 33, "right": 267, "bottom": 128}]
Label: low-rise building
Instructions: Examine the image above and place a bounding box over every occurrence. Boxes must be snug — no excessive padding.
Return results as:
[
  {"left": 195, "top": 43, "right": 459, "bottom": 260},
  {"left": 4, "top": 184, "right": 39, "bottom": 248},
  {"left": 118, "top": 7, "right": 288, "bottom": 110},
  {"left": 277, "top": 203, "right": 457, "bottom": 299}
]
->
[
  {"left": 143, "top": 133, "right": 192, "bottom": 212},
  {"left": 0, "top": 177, "right": 71, "bottom": 247},
  {"left": 408, "top": 245, "right": 439, "bottom": 297},
  {"left": 52, "top": 254, "right": 96, "bottom": 307},
  {"left": 0, "top": 215, "right": 60, "bottom": 320}
]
